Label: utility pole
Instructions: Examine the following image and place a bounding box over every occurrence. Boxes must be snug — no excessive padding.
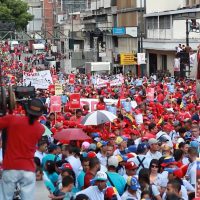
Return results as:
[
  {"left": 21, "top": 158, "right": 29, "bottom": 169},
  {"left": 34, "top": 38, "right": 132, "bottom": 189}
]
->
[{"left": 186, "top": 19, "right": 189, "bottom": 46}]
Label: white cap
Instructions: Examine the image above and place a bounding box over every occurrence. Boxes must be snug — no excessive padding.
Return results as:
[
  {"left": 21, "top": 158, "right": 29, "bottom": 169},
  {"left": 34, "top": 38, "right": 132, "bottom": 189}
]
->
[{"left": 108, "top": 156, "right": 119, "bottom": 168}]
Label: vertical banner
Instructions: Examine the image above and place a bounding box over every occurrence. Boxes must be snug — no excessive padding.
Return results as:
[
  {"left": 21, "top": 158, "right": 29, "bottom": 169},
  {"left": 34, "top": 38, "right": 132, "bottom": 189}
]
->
[
  {"left": 146, "top": 88, "right": 155, "bottom": 102},
  {"left": 50, "top": 96, "right": 61, "bottom": 112},
  {"left": 69, "top": 74, "right": 75, "bottom": 85},
  {"left": 69, "top": 93, "right": 81, "bottom": 109}
]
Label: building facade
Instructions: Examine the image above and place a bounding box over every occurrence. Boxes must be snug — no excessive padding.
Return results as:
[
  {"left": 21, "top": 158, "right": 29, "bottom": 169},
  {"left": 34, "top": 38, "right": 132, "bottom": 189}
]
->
[{"left": 143, "top": 0, "right": 200, "bottom": 77}]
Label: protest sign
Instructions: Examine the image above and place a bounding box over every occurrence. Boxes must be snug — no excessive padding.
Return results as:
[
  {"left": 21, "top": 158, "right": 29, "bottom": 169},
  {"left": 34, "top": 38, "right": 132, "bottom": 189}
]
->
[
  {"left": 70, "top": 94, "right": 81, "bottom": 109},
  {"left": 146, "top": 88, "right": 155, "bottom": 102},
  {"left": 69, "top": 74, "right": 75, "bottom": 85},
  {"left": 55, "top": 83, "right": 63, "bottom": 95},
  {"left": 50, "top": 96, "right": 61, "bottom": 113},
  {"left": 23, "top": 70, "right": 53, "bottom": 89},
  {"left": 135, "top": 113, "right": 143, "bottom": 125},
  {"left": 48, "top": 84, "right": 55, "bottom": 95}
]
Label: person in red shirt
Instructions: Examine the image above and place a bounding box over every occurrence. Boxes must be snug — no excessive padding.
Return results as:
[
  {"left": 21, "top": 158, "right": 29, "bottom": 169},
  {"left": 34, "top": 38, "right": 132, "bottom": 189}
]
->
[
  {"left": 84, "top": 157, "right": 100, "bottom": 189},
  {"left": 70, "top": 109, "right": 83, "bottom": 124},
  {"left": 1, "top": 99, "right": 45, "bottom": 200},
  {"left": 96, "top": 96, "right": 106, "bottom": 110}
]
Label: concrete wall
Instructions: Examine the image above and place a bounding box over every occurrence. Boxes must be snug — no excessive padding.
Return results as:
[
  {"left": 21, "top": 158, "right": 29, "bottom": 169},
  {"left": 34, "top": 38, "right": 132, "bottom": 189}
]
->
[
  {"left": 146, "top": 0, "right": 186, "bottom": 14},
  {"left": 116, "top": 37, "right": 138, "bottom": 53}
]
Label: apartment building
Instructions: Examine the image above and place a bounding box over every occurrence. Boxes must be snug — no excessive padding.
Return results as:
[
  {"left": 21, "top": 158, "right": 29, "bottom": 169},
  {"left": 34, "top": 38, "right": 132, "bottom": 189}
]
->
[{"left": 143, "top": 0, "right": 200, "bottom": 77}]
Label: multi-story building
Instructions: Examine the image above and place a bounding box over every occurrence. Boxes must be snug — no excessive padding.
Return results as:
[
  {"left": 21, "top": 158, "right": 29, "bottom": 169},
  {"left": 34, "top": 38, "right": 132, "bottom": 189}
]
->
[
  {"left": 26, "top": 0, "right": 43, "bottom": 33},
  {"left": 143, "top": 0, "right": 200, "bottom": 77}
]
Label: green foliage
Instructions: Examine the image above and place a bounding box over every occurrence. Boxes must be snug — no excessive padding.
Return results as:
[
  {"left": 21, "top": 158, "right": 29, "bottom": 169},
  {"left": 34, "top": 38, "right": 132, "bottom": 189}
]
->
[{"left": 0, "top": 0, "right": 33, "bottom": 30}]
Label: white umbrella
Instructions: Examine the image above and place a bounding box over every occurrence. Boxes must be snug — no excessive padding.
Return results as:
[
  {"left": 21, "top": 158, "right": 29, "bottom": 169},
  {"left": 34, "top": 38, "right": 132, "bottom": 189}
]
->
[{"left": 81, "top": 110, "right": 117, "bottom": 126}]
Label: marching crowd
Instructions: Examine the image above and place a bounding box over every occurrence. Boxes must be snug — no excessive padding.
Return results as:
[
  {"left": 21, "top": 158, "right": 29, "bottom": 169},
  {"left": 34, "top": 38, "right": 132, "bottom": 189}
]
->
[{"left": 0, "top": 42, "right": 199, "bottom": 200}]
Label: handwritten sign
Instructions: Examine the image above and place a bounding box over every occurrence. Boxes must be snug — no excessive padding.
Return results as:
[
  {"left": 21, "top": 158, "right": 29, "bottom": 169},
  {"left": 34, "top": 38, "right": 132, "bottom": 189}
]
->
[
  {"left": 23, "top": 70, "right": 53, "bottom": 89},
  {"left": 50, "top": 96, "right": 61, "bottom": 112}
]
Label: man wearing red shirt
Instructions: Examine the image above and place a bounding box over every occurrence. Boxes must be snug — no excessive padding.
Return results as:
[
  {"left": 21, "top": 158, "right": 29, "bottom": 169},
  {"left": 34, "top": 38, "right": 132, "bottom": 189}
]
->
[{"left": 0, "top": 99, "right": 45, "bottom": 200}]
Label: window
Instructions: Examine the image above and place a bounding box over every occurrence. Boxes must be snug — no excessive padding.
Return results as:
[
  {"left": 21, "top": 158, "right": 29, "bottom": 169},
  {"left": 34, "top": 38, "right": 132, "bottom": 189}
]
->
[
  {"left": 113, "top": 36, "right": 118, "bottom": 47},
  {"left": 146, "top": 17, "right": 158, "bottom": 29},
  {"left": 159, "top": 16, "right": 170, "bottom": 29},
  {"left": 161, "top": 55, "right": 167, "bottom": 71}
]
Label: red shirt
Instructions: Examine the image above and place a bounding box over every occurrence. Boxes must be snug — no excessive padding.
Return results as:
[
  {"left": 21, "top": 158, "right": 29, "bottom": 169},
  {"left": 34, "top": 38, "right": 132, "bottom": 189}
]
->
[
  {"left": 0, "top": 115, "right": 44, "bottom": 172},
  {"left": 84, "top": 171, "right": 95, "bottom": 189}
]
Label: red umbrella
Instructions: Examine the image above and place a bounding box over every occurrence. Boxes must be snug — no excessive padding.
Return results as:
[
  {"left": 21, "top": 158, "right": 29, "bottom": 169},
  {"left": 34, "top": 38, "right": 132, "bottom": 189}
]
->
[{"left": 54, "top": 128, "right": 91, "bottom": 141}]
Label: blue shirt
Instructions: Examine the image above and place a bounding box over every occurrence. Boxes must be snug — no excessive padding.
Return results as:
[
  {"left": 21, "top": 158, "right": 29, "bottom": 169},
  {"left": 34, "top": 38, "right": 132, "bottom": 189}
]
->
[
  {"left": 106, "top": 171, "right": 126, "bottom": 196},
  {"left": 77, "top": 170, "right": 85, "bottom": 191}
]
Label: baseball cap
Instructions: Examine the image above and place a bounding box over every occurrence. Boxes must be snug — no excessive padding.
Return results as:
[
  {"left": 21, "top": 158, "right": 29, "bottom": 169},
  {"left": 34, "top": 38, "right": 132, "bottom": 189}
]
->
[
  {"left": 104, "top": 187, "right": 117, "bottom": 200},
  {"left": 108, "top": 156, "right": 119, "bottom": 168},
  {"left": 91, "top": 171, "right": 107, "bottom": 183},
  {"left": 87, "top": 151, "right": 97, "bottom": 158},
  {"left": 125, "top": 161, "right": 138, "bottom": 170},
  {"left": 161, "top": 156, "right": 177, "bottom": 167},
  {"left": 190, "top": 141, "right": 199, "bottom": 149},
  {"left": 91, "top": 132, "right": 100, "bottom": 138},
  {"left": 59, "top": 163, "right": 73, "bottom": 171},
  {"left": 97, "top": 141, "right": 108, "bottom": 148},
  {"left": 88, "top": 143, "right": 97, "bottom": 151},
  {"left": 81, "top": 142, "right": 90, "bottom": 150},
  {"left": 115, "top": 136, "right": 128, "bottom": 145},
  {"left": 148, "top": 138, "right": 158, "bottom": 146},
  {"left": 127, "top": 177, "right": 140, "bottom": 191},
  {"left": 126, "top": 145, "right": 137, "bottom": 153},
  {"left": 137, "top": 142, "right": 149, "bottom": 153}
]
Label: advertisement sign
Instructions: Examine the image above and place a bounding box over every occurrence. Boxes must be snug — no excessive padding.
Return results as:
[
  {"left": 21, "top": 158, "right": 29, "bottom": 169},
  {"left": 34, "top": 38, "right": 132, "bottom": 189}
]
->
[
  {"left": 55, "top": 83, "right": 63, "bottom": 95},
  {"left": 112, "top": 27, "right": 126, "bottom": 35},
  {"left": 146, "top": 88, "right": 155, "bottom": 102},
  {"left": 50, "top": 96, "right": 61, "bottom": 113},
  {"left": 69, "top": 74, "right": 75, "bottom": 85},
  {"left": 126, "top": 27, "right": 138, "bottom": 38},
  {"left": 137, "top": 53, "right": 146, "bottom": 65},
  {"left": 23, "top": 70, "right": 53, "bottom": 89},
  {"left": 70, "top": 93, "right": 81, "bottom": 109},
  {"left": 120, "top": 53, "right": 137, "bottom": 65}
]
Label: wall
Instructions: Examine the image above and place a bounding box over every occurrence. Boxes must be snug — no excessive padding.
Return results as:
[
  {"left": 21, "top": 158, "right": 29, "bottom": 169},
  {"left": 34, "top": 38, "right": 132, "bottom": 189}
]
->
[
  {"left": 43, "top": 0, "right": 54, "bottom": 33},
  {"left": 117, "top": 0, "right": 136, "bottom": 9},
  {"left": 116, "top": 37, "right": 138, "bottom": 53},
  {"left": 117, "top": 12, "right": 137, "bottom": 26},
  {"left": 146, "top": 0, "right": 186, "bottom": 14}
]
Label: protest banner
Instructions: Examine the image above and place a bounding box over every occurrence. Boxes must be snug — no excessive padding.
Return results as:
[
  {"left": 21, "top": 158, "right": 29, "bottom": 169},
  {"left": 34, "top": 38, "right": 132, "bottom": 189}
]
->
[
  {"left": 70, "top": 94, "right": 81, "bottom": 109},
  {"left": 55, "top": 83, "right": 63, "bottom": 95},
  {"left": 23, "top": 70, "right": 53, "bottom": 89},
  {"left": 69, "top": 74, "right": 75, "bottom": 85},
  {"left": 50, "top": 96, "right": 61, "bottom": 113},
  {"left": 146, "top": 88, "right": 155, "bottom": 101}
]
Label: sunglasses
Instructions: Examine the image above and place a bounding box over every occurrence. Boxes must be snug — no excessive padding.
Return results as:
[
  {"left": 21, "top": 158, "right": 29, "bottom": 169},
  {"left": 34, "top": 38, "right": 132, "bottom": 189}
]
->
[{"left": 151, "top": 165, "right": 159, "bottom": 168}]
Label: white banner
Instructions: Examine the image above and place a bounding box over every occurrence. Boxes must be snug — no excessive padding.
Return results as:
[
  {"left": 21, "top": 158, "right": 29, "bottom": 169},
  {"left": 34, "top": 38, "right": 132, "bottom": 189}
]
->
[{"left": 23, "top": 70, "right": 53, "bottom": 89}]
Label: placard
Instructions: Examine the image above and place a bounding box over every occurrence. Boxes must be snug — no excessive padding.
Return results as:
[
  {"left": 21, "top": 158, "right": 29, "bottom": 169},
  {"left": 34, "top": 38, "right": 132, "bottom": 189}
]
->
[
  {"left": 146, "top": 88, "right": 155, "bottom": 102},
  {"left": 55, "top": 83, "right": 63, "bottom": 95},
  {"left": 69, "top": 93, "right": 81, "bottom": 109},
  {"left": 50, "top": 96, "right": 61, "bottom": 112},
  {"left": 23, "top": 70, "right": 53, "bottom": 89}
]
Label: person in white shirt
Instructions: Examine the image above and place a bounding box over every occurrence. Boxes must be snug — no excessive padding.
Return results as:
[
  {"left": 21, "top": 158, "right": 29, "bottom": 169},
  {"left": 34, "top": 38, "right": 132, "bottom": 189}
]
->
[
  {"left": 146, "top": 138, "right": 162, "bottom": 160},
  {"left": 96, "top": 141, "right": 108, "bottom": 167},
  {"left": 34, "top": 140, "right": 47, "bottom": 165},
  {"left": 121, "top": 176, "right": 141, "bottom": 200},
  {"left": 128, "top": 142, "right": 151, "bottom": 174},
  {"left": 76, "top": 171, "right": 121, "bottom": 200},
  {"left": 185, "top": 147, "right": 198, "bottom": 187},
  {"left": 63, "top": 145, "right": 81, "bottom": 178}
]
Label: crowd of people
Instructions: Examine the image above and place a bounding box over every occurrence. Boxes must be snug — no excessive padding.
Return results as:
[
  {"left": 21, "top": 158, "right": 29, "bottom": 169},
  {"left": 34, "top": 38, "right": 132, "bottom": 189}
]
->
[{"left": 0, "top": 41, "right": 199, "bottom": 200}]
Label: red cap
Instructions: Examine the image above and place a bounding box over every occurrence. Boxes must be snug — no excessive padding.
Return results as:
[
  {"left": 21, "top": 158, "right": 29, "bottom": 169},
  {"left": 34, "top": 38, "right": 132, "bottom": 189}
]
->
[
  {"left": 87, "top": 151, "right": 97, "bottom": 158},
  {"left": 125, "top": 161, "right": 138, "bottom": 170}
]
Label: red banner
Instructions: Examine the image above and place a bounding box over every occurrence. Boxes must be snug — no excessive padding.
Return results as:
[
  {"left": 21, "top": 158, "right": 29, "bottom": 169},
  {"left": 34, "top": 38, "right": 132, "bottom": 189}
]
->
[
  {"left": 69, "top": 93, "right": 81, "bottom": 109},
  {"left": 50, "top": 96, "right": 61, "bottom": 112},
  {"left": 69, "top": 74, "right": 75, "bottom": 85}
]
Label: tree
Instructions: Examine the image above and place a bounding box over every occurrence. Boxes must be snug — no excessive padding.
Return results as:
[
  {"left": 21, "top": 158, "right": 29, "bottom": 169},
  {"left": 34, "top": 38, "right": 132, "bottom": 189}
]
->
[{"left": 0, "top": 0, "right": 33, "bottom": 30}]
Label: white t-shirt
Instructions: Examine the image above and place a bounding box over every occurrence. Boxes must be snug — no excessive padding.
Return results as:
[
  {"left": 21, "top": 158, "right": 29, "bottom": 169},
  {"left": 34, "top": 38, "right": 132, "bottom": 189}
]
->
[
  {"left": 76, "top": 186, "right": 121, "bottom": 200},
  {"left": 146, "top": 150, "right": 162, "bottom": 160},
  {"left": 121, "top": 190, "right": 141, "bottom": 200},
  {"left": 66, "top": 155, "right": 81, "bottom": 177},
  {"left": 34, "top": 150, "right": 46, "bottom": 164},
  {"left": 96, "top": 152, "right": 107, "bottom": 167},
  {"left": 186, "top": 160, "right": 196, "bottom": 186}
]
